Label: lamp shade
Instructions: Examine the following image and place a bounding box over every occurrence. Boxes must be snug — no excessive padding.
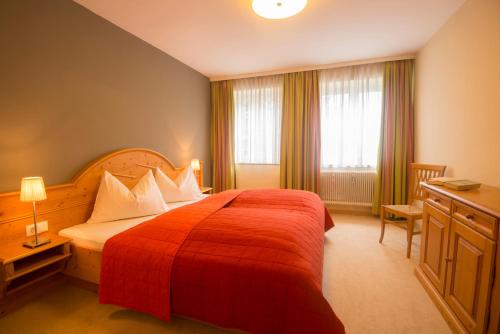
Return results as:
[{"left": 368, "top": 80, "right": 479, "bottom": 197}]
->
[
  {"left": 20, "top": 177, "right": 47, "bottom": 202},
  {"left": 190, "top": 159, "right": 201, "bottom": 171}
]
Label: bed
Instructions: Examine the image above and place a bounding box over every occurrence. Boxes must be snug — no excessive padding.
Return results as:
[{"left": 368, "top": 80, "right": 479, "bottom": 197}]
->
[{"left": 0, "top": 148, "right": 344, "bottom": 334}]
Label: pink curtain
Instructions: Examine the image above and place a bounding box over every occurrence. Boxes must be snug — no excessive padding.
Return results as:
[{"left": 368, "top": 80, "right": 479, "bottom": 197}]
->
[{"left": 372, "top": 60, "right": 415, "bottom": 214}]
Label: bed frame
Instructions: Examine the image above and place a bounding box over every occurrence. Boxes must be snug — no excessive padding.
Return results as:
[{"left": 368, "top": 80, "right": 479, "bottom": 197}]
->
[{"left": 0, "top": 148, "right": 204, "bottom": 284}]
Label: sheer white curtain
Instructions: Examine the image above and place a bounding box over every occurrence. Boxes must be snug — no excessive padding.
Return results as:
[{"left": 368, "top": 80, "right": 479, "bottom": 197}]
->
[
  {"left": 234, "top": 75, "right": 283, "bottom": 164},
  {"left": 320, "top": 63, "right": 383, "bottom": 169}
]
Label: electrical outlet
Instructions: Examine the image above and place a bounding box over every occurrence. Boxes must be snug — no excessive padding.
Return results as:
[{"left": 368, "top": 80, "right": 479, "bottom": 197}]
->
[{"left": 26, "top": 220, "right": 48, "bottom": 236}]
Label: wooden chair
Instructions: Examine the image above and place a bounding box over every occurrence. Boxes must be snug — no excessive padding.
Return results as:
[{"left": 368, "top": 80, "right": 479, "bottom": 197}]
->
[{"left": 379, "top": 163, "right": 446, "bottom": 258}]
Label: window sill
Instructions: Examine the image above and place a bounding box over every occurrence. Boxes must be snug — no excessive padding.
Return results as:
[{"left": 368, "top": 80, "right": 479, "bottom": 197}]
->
[
  {"left": 321, "top": 168, "right": 377, "bottom": 172},
  {"left": 236, "top": 163, "right": 280, "bottom": 166}
]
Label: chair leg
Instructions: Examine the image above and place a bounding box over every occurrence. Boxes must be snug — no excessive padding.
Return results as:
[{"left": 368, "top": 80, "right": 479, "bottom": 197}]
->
[
  {"left": 379, "top": 206, "right": 385, "bottom": 243},
  {"left": 406, "top": 218, "right": 415, "bottom": 258}
]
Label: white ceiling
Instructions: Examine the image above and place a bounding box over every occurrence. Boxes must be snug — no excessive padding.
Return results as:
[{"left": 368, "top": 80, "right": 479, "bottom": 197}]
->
[{"left": 75, "top": 0, "right": 465, "bottom": 80}]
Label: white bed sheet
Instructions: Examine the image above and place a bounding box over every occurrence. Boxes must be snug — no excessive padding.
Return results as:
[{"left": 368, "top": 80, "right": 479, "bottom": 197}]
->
[{"left": 58, "top": 195, "right": 208, "bottom": 251}]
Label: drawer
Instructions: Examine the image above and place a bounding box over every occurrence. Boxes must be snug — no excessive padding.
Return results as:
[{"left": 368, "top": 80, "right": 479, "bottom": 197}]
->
[
  {"left": 452, "top": 201, "right": 498, "bottom": 240},
  {"left": 425, "top": 189, "right": 451, "bottom": 214}
]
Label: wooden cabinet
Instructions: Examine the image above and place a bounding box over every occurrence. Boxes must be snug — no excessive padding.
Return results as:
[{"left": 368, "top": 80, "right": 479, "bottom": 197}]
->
[
  {"left": 420, "top": 203, "right": 450, "bottom": 295},
  {"left": 416, "top": 184, "right": 500, "bottom": 334},
  {"left": 445, "top": 220, "right": 494, "bottom": 334}
]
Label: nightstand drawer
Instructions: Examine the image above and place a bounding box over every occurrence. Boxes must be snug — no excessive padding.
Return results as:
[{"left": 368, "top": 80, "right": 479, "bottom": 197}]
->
[
  {"left": 452, "top": 201, "right": 498, "bottom": 240},
  {"left": 425, "top": 189, "right": 451, "bottom": 214}
]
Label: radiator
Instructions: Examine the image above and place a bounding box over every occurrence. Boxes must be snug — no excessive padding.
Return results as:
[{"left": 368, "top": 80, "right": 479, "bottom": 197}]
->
[{"left": 320, "top": 170, "right": 376, "bottom": 206}]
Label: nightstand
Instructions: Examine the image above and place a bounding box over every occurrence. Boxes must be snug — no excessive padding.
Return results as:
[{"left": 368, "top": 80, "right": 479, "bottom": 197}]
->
[
  {"left": 200, "top": 187, "right": 213, "bottom": 194},
  {"left": 0, "top": 233, "right": 71, "bottom": 314}
]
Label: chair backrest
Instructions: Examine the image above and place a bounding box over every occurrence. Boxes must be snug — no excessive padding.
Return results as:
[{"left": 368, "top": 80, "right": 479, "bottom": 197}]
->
[{"left": 408, "top": 163, "right": 447, "bottom": 205}]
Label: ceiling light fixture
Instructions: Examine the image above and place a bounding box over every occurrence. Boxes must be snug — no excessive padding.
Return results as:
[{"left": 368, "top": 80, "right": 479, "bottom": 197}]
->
[{"left": 252, "top": 0, "right": 308, "bottom": 20}]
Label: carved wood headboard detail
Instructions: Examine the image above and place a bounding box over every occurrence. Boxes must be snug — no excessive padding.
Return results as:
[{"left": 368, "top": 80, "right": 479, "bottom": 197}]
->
[{"left": 0, "top": 148, "right": 202, "bottom": 243}]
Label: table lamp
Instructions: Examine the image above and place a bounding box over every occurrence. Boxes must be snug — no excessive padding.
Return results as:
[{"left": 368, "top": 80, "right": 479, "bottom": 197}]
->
[
  {"left": 20, "top": 176, "right": 51, "bottom": 248},
  {"left": 190, "top": 159, "right": 202, "bottom": 187},
  {"left": 190, "top": 159, "right": 201, "bottom": 172}
]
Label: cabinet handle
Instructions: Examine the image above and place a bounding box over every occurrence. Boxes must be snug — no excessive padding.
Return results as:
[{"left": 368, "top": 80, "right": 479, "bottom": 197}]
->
[
  {"left": 434, "top": 198, "right": 441, "bottom": 203},
  {"left": 465, "top": 214, "right": 474, "bottom": 220}
]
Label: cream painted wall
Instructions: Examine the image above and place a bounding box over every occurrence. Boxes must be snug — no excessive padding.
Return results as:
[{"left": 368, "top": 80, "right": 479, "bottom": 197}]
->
[
  {"left": 415, "top": 0, "right": 500, "bottom": 187},
  {"left": 235, "top": 164, "right": 280, "bottom": 189}
]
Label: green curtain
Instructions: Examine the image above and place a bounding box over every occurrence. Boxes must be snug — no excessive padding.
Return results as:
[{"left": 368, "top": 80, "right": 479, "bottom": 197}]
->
[
  {"left": 210, "top": 80, "right": 236, "bottom": 192},
  {"left": 280, "top": 71, "right": 321, "bottom": 193},
  {"left": 372, "top": 60, "right": 415, "bottom": 214}
]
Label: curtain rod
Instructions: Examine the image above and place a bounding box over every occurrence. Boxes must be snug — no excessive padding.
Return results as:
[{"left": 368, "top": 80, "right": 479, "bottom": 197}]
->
[{"left": 209, "top": 53, "right": 416, "bottom": 82}]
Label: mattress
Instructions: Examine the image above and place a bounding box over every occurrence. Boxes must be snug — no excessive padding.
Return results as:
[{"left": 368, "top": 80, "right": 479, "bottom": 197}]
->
[{"left": 59, "top": 195, "right": 208, "bottom": 251}]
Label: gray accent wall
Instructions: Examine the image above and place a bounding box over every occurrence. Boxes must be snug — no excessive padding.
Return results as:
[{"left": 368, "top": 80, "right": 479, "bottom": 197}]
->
[{"left": 0, "top": 0, "right": 211, "bottom": 192}]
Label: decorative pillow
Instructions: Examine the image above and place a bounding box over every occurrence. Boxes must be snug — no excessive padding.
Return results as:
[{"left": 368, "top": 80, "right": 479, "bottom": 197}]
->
[
  {"left": 154, "top": 166, "right": 202, "bottom": 203},
  {"left": 87, "top": 170, "right": 168, "bottom": 224}
]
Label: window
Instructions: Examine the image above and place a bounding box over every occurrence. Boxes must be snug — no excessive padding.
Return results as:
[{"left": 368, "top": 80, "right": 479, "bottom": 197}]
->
[
  {"left": 234, "top": 75, "right": 283, "bottom": 164},
  {"left": 320, "top": 64, "right": 383, "bottom": 169}
]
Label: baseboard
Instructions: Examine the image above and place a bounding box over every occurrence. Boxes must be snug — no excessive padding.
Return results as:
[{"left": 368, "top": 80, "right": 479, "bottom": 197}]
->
[{"left": 325, "top": 203, "right": 373, "bottom": 216}]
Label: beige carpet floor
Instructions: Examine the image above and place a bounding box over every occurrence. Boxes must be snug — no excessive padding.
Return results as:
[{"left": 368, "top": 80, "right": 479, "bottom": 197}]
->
[{"left": 0, "top": 214, "right": 451, "bottom": 334}]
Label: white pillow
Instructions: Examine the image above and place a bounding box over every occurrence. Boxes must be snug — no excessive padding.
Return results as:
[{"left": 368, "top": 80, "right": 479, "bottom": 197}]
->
[
  {"left": 87, "top": 170, "right": 168, "bottom": 224},
  {"left": 154, "top": 166, "right": 202, "bottom": 203}
]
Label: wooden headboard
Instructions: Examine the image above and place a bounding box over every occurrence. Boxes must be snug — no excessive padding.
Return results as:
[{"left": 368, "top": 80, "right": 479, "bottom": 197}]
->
[{"left": 0, "top": 148, "right": 203, "bottom": 243}]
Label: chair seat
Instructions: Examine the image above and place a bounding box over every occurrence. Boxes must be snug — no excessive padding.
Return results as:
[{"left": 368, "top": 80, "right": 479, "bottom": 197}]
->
[{"left": 383, "top": 204, "right": 423, "bottom": 218}]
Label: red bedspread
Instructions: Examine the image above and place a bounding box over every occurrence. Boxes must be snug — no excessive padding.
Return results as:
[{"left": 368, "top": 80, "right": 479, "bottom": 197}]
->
[{"left": 100, "top": 189, "right": 344, "bottom": 334}]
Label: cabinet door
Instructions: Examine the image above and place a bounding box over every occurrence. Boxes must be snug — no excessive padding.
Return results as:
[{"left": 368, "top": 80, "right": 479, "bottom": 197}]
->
[
  {"left": 420, "top": 202, "right": 451, "bottom": 295},
  {"left": 445, "top": 219, "right": 495, "bottom": 334}
]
